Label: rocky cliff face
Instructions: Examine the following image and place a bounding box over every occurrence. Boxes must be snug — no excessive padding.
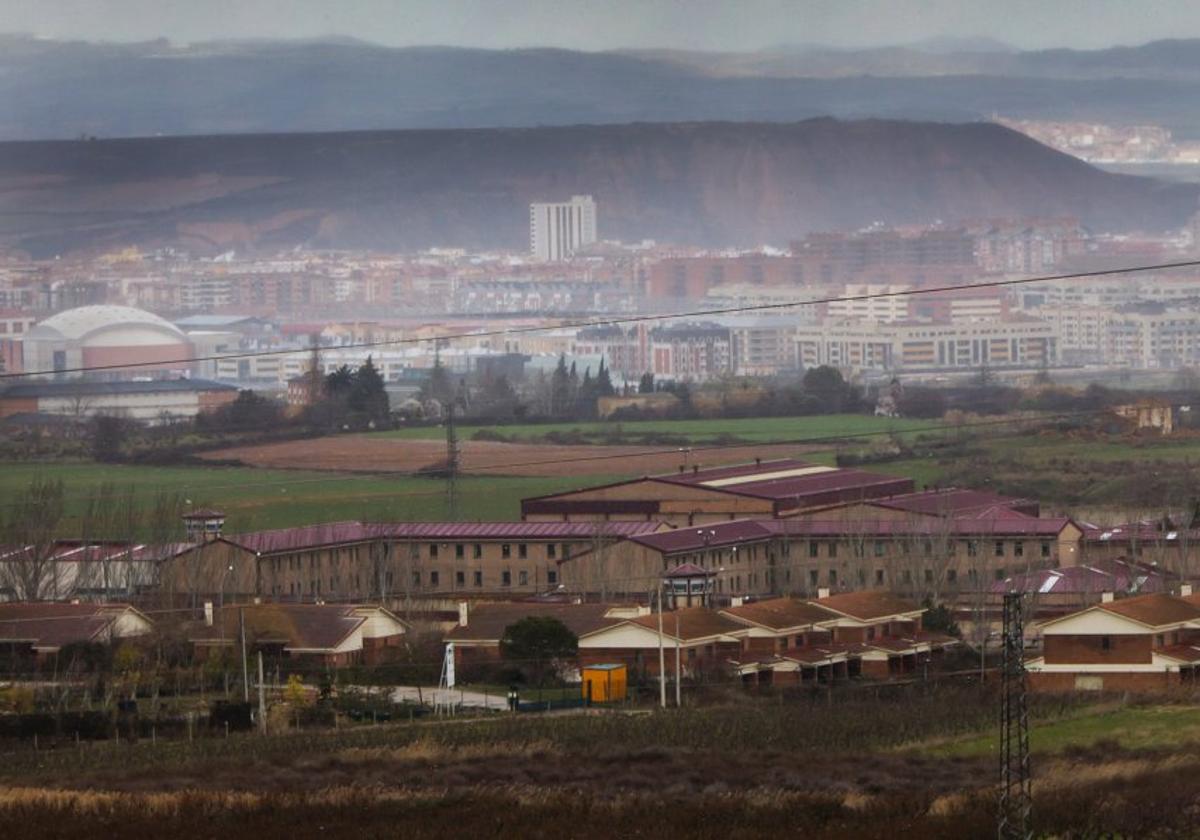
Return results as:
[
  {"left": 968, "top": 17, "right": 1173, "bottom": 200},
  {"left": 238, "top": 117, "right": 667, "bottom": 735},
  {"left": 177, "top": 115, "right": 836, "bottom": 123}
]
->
[{"left": 2, "top": 119, "right": 1195, "bottom": 256}]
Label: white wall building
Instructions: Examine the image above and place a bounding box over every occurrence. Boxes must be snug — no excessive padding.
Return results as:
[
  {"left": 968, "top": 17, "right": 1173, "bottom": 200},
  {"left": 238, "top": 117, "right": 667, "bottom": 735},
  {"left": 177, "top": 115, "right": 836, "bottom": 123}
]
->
[{"left": 530, "top": 195, "right": 597, "bottom": 262}]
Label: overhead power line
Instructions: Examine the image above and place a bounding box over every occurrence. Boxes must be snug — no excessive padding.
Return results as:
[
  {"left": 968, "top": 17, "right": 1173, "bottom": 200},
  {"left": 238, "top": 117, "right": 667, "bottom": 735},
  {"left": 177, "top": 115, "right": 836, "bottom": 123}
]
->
[{"left": 4, "top": 259, "right": 1200, "bottom": 380}]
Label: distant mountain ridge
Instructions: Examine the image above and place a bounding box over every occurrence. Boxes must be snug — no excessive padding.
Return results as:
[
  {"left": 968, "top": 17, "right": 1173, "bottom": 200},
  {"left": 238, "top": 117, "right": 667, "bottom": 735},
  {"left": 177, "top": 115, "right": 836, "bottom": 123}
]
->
[
  {"left": 7, "top": 34, "right": 1200, "bottom": 142},
  {"left": 1, "top": 119, "right": 1194, "bottom": 257}
]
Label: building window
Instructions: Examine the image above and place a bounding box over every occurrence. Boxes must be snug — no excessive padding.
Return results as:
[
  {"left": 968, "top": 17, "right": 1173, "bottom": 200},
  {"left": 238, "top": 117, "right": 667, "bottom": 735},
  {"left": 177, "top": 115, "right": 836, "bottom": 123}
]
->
[
  {"left": 473, "top": 544, "right": 482, "bottom": 559},
  {"left": 866, "top": 627, "right": 876, "bottom": 641},
  {"left": 502, "top": 570, "right": 512, "bottom": 586},
  {"left": 430, "top": 571, "right": 440, "bottom": 587},
  {"left": 456, "top": 571, "right": 465, "bottom": 587},
  {"left": 967, "top": 541, "right": 978, "bottom": 557},
  {"left": 1101, "top": 635, "right": 1112, "bottom": 651},
  {"left": 875, "top": 569, "right": 885, "bottom": 585},
  {"left": 502, "top": 544, "right": 511, "bottom": 559},
  {"left": 518, "top": 570, "right": 528, "bottom": 586},
  {"left": 994, "top": 541, "right": 1005, "bottom": 557},
  {"left": 412, "top": 571, "right": 421, "bottom": 587},
  {"left": 947, "top": 569, "right": 957, "bottom": 583},
  {"left": 455, "top": 544, "right": 465, "bottom": 559},
  {"left": 902, "top": 569, "right": 912, "bottom": 584},
  {"left": 1041, "top": 542, "right": 1051, "bottom": 558},
  {"left": 1014, "top": 542, "right": 1024, "bottom": 557},
  {"left": 473, "top": 571, "right": 483, "bottom": 587},
  {"left": 874, "top": 541, "right": 885, "bottom": 557},
  {"left": 547, "top": 570, "right": 557, "bottom": 585},
  {"left": 809, "top": 569, "right": 819, "bottom": 587},
  {"left": 518, "top": 544, "right": 528, "bottom": 559},
  {"left": 429, "top": 543, "right": 439, "bottom": 559},
  {"left": 828, "top": 543, "right": 838, "bottom": 559},
  {"left": 994, "top": 568, "right": 1005, "bottom": 581},
  {"left": 828, "top": 569, "right": 837, "bottom": 585},
  {"left": 547, "top": 543, "right": 557, "bottom": 559}
]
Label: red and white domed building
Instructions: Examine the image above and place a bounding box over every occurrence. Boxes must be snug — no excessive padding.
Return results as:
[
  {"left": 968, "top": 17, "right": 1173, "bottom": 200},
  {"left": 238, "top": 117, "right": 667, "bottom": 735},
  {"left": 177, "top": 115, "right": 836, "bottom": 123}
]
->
[{"left": 22, "top": 305, "right": 194, "bottom": 379}]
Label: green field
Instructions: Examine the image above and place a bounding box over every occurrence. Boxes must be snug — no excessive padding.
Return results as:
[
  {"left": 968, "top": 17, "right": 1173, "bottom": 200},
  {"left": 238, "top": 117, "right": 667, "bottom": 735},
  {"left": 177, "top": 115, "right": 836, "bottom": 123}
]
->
[
  {"left": 922, "top": 703, "right": 1200, "bottom": 758},
  {"left": 379, "top": 413, "right": 945, "bottom": 444},
  {"left": 0, "top": 462, "right": 619, "bottom": 534}
]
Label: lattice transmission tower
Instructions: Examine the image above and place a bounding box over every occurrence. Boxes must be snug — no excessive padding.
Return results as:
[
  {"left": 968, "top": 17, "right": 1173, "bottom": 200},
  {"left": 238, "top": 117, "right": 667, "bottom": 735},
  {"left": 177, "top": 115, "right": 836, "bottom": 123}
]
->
[{"left": 998, "top": 591, "right": 1032, "bottom": 840}]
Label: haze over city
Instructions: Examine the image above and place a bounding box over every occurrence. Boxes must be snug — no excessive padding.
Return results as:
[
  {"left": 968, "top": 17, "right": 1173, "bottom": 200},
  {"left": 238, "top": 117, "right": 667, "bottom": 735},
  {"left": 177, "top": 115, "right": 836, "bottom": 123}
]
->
[{"left": 3, "top": 3, "right": 1200, "bottom": 839}]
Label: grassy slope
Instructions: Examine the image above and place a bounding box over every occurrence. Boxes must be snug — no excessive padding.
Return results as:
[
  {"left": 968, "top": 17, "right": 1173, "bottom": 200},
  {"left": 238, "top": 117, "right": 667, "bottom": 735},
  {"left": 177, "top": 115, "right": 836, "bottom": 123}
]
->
[
  {"left": 920, "top": 704, "right": 1200, "bottom": 758},
  {"left": 0, "top": 463, "right": 617, "bottom": 532}
]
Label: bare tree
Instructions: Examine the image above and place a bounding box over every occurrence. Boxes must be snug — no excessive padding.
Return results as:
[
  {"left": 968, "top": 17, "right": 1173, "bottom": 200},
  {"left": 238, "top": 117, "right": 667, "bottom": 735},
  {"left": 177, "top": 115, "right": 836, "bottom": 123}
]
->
[{"left": 0, "top": 478, "right": 67, "bottom": 600}]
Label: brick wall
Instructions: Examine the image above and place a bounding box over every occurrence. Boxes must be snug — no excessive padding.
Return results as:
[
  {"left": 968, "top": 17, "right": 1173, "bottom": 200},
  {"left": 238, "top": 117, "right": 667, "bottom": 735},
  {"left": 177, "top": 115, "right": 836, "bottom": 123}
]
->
[{"left": 1043, "top": 634, "right": 1151, "bottom": 665}]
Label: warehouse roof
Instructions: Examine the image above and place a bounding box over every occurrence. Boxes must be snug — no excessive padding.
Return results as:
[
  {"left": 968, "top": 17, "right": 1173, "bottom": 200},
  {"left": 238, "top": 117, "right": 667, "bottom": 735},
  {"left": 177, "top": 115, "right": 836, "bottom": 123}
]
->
[{"left": 1, "top": 378, "right": 236, "bottom": 398}]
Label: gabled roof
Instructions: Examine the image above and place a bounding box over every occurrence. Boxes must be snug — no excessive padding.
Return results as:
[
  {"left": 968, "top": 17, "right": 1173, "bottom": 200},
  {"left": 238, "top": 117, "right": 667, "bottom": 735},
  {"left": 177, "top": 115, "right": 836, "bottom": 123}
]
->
[
  {"left": 191, "top": 604, "right": 405, "bottom": 652},
  {"left": 811, "top": 590, "right": 924, "bottom": 622},
  {"left": 721, "top": 597, "right": 840, "bottom": 631},
  {"left": 624, "top": 607, "right": 746, "bottom": 642},
  {"left": 0, "top": 602, "right": 148, "bottom": 650},
  {"left": 1097, "top": 593, "right": 1200, "bottom": 628},
  {"left": 445, "top": 602, "right": 623, "bottom": 642}
]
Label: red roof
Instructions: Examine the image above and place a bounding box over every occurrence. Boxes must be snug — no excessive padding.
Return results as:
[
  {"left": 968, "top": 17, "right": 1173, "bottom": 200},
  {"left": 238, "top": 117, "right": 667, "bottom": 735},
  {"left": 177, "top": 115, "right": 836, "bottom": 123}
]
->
[
  {"left": 219, "top": 520, "right": 663, "bottom": 556},
  {"left": 0, "top": 603, "right": 144, "bottom": 650},
  {"left": 630, "top": 521, "right": 773, "bottom": 554},
  {"left": 664, "top": 562, "right": 716, "bottom": 578},
  {"left": 812, "top": 590, "right": 924, "bottom": 621},
  {"left": 764, "top": 517, "right": 1074, "bottom": 538},
  {"left": 869, "top": 488, "right": 1037, "bottom": 519}
]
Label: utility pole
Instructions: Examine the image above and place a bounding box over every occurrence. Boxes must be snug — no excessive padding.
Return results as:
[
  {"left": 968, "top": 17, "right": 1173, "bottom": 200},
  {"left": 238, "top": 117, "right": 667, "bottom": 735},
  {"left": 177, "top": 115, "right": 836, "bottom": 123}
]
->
[
  {"left": 240, "top": 606, "right": 249, "bottom": 703},
  {"left": 998, "top": 592, "right": 1032, "bottom": 840},
  {"left": 674, "top": 610, "right": 682, "bottom": 708},
  {"left": 257, "top": 651, "right": 266, "bottom": 734},
  {"left": 656, "top": 585, "right": 666, "bottom": 709},
  {"left": 445, "top": 401, "right": 460, "bottom": 522}
]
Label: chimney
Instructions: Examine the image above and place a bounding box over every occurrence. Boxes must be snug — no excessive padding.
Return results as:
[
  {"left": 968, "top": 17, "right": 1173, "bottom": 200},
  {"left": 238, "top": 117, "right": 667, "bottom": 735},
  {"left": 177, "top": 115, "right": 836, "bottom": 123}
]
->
[
  {"left": 204, "top": 600, "right": 214, "bottom": 626},
  {"left": 817, "top": 587, "right": 831, "bottom": 599},
  {"left": 1101, "top": 591, "right": 1114, "bottom": 603},
  {"left": 457, "top": 601, "right": 469, "bottom": 627},
  {"left": 1182, "top": 584, "right": 1194, "bottom": 597}
]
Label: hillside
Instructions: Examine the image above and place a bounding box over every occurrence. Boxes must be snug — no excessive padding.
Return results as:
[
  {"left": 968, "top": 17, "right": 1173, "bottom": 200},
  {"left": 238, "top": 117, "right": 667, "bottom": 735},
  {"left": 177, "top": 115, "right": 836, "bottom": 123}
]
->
[
  {"left": 1, "top": 119, "right": 1195, "bottom": 256},
  {"left": 8, "top": 35, "right": 1200, "bottom": 141}
]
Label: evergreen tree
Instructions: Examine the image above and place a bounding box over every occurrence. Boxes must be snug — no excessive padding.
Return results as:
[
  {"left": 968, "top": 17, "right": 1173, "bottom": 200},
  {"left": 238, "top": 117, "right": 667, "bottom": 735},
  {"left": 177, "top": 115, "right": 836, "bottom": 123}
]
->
[
  {"left": 550, "top": 355, "right": 571, "bottom": 418},
  {"left": 638, "top": 372, "right": 655, "bottom": 394},
  {"left": 349, "top": 356, "right": 390, "bottom": 426},
  {"left": 419, "top": 355, "right": 455, "bottom": 406},
  {"left": 596, "top": 358, "right": 615, "bottom": 397}
]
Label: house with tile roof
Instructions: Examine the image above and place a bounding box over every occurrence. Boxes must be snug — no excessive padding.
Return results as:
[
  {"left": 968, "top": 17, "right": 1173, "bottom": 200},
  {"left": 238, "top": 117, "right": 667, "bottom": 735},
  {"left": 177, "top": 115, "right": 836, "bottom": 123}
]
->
[
  {"left": 190, "top": 603, "right": 408, "bottom": 668},
  {"left": 0, "top": 602, "right": 153, "bottom": 664},
  {"left": 1026, "top": 588, "right": 1200, "bottom": 693},
  {"left": 723, "top": 591, "right": 957, "bottom": 684}
]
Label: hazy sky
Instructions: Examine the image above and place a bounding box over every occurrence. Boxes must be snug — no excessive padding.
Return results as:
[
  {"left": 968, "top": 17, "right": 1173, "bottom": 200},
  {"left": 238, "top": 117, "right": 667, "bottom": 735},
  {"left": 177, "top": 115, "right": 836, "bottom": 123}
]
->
[{"left": 6, "top": 0, "right": 1200, "bottom": 51}]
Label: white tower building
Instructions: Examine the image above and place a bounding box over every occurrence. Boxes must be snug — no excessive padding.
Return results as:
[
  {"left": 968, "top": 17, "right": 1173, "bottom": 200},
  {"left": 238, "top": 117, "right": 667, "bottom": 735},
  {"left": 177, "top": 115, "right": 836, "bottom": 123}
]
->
[{"left": 530, "top": 195, "right": 597, "bottom": 261}]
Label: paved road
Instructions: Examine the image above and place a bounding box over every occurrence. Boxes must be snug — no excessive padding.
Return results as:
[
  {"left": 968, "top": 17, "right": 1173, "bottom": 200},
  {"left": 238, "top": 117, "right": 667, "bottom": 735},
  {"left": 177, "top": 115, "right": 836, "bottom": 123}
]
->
[{"left": 390, "top": 685, "right": 509, "bottom": 711}]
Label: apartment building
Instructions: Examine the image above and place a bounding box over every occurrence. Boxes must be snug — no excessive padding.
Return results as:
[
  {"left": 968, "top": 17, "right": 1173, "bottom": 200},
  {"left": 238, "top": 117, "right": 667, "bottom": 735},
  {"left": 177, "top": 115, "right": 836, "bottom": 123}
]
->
[
  {"left": 793, "top": 316, "right": 1058, "bottom": 374},
  {"left": 159, "top": 520, "right": 667, "bottom": 603},
  {"left": 530, "top": 195, "right": 597, "bottom": 262}
]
